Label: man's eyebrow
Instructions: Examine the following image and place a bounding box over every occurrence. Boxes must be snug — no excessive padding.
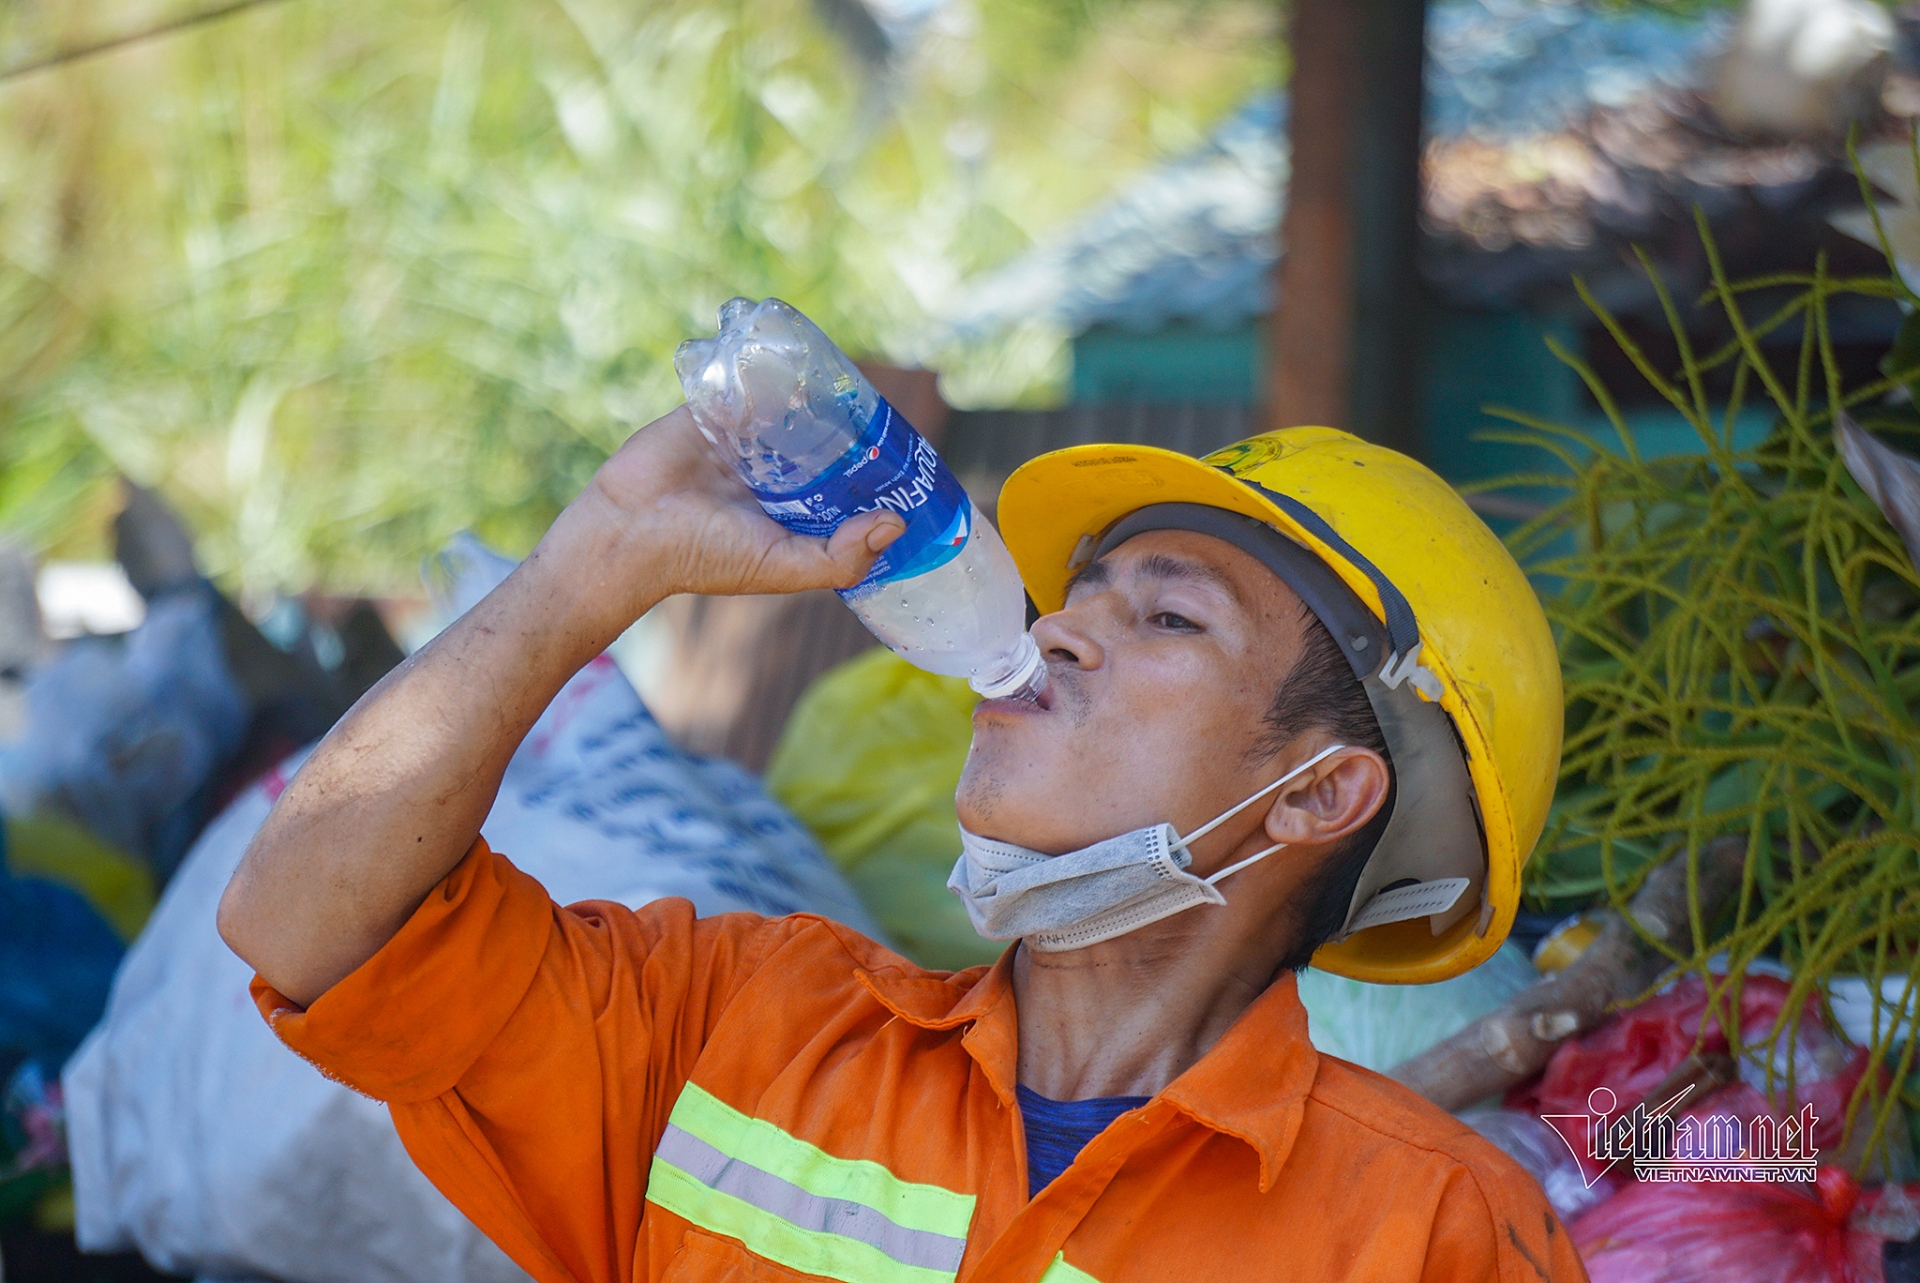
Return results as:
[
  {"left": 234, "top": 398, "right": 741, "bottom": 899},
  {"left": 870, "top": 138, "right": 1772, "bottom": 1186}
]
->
[
  {"left": 1134, "top": 552, "right": 1244, "bottom": 604},
  {"left": 1065, "top": 557, "right": 1111, "bottom": 596},
  {"left": 1065, "top": 549, "right": 1246, "bottom": 604}
]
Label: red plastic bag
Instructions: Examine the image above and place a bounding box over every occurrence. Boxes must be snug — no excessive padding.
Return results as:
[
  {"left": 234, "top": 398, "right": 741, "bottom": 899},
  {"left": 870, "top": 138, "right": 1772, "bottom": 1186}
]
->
[
  {"left": 1569, "top": 1167, "right": 1888, "bottom": 1283},
  {"left": 1511, "top": 976, "right": 1867, "bottom": 1180}
]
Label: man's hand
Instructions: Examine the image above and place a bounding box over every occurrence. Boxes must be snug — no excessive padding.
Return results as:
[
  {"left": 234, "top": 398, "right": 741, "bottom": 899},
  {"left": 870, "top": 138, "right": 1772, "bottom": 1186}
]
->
[
  {"left": 526, "top": 404, "right": 905, "bottom": 642},
  {"left": 218, "top": 405, "right": 902, "bottom": 1007}
]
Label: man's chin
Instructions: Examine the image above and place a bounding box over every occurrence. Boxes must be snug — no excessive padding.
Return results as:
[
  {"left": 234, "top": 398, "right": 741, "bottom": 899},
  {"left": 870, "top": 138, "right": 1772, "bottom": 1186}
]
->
[
  {"left": 953, "top": 764, "right": 1002, "bottom": 833},
  {"left": 955, "top": 753, "right": 1044, "bottom": 836},
  {"left": 957, "top": 761, "right": 1082, "bottom": 848}
]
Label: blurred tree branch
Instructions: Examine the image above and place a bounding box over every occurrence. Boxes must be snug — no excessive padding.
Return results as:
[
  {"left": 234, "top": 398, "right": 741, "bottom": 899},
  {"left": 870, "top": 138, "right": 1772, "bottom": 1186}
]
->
[
  {"left": 0, "top": 0, "right": 298, "bottom": 84},
  {"left": 0, "top": 0, "right": 1277, "bottom": 584}
]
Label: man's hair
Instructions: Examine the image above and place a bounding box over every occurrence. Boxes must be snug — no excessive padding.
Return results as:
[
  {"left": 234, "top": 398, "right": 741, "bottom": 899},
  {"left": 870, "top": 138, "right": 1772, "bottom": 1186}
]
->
[{"left": 1252, "top": 607, "right": 1396, "bottom": 973}]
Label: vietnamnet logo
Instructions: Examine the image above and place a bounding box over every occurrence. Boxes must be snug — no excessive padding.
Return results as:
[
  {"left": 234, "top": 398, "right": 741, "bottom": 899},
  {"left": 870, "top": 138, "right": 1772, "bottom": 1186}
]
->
[{"left": 1542, "top": 1085, "right": 1820, "bottom": 1184}]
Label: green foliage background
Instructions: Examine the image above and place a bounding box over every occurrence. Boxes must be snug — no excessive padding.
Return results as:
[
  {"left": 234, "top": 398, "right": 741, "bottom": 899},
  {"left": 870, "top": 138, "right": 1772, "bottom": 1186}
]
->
[
  {"left": 1491, "top": 209, "right": 1920, "bottom": 1159},
  {"left": 0, "top": 0, "right": 1277, "bottom": 595}
]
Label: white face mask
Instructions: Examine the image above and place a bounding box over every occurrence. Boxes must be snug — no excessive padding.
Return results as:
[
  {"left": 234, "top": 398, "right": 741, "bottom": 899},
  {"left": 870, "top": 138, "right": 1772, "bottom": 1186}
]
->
[{"left": 945, "top": 743, "right": 1348, "bottom": 953}]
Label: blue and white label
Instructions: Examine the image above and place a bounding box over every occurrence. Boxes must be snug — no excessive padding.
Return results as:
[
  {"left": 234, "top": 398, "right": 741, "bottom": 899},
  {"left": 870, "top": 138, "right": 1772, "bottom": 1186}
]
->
[{"left": 747, "top": 397, "right": 971, "bottom": 595}]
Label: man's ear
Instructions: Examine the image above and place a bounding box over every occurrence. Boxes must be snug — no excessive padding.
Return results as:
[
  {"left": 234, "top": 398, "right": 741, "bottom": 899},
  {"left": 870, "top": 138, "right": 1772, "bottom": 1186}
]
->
[{"left": 1260, "top": 747, "right": 1390, "bottom": 847}]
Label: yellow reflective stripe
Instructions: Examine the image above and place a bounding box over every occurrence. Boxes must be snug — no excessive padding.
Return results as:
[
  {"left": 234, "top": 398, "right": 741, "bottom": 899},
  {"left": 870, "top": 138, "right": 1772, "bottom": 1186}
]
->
[
  {"left": 1037, "top": 1251, "right": 1102, "bottom": 1283},
  {"left": 648, "top": 1157, "right": 954, "bottom": 1283},
  {"left": 652, "top": 1124, "right": 965, "bottom": 1273},
  {"left": 666, "top": 1082, "right": 975, "bottom": 1239}
]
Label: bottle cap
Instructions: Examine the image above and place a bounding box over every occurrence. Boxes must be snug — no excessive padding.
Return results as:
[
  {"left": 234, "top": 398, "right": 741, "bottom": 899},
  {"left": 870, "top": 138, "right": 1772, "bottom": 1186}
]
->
[{"left": 970, "top": 632, "right": 1047, "bottom": 702}]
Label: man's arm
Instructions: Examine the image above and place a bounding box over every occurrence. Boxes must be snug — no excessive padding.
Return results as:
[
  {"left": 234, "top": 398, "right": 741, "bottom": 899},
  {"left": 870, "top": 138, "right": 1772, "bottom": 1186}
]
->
[{"left": 217, "top": 405, "right": 903, "bottom": 1007}]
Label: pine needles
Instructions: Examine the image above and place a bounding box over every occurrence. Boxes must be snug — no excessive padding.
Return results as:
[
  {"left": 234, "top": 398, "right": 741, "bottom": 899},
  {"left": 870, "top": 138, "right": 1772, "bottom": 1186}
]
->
[{"left": 1495, "top": 208, "right": 1920, "bottom": 1164}]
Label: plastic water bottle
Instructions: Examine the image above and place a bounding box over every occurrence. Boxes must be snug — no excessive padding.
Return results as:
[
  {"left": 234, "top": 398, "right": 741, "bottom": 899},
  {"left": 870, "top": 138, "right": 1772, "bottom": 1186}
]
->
[{"left": 675, "top": 297, "right": 1046, "bottom": 702}]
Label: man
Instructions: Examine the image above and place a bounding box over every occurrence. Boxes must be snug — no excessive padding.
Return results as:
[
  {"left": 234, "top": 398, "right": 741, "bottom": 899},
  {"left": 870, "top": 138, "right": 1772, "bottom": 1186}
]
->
[{"left": 220, "top": 407, "right": 1584, "bottom": 1282}]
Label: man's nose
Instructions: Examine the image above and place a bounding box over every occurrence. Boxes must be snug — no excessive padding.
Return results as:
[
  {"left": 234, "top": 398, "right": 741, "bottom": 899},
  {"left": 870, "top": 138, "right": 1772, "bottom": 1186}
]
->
[{"left": 1031, "top": 601, "right": 1106, "bottom": 671}]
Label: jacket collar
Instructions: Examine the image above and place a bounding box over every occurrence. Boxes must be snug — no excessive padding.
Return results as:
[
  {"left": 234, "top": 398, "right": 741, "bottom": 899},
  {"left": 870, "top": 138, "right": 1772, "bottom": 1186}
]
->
[
  {"left": 856, "top": 947, "right": 1023, "bottom": 1105},
  {"left": 1156, "top": 971, "right": 1316, "bottom": 1191},
  {"left": 855, "top": 952, "right": 1318, "bottom": 1190}
]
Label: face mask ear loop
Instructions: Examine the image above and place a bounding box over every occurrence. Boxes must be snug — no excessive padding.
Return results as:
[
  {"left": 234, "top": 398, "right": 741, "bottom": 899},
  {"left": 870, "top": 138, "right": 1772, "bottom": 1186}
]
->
[
  {"left": 1171, "top": 742, "right": 1349, "bottom": 855},
  {"left": 1203, "top": 841, "right": 1287, "bottom": 888}
]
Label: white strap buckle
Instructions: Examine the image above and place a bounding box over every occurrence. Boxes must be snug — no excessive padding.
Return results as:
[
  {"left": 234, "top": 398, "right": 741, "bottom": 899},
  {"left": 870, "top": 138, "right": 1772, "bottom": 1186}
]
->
[{"left": 1378, "top": 643, "right": 1444, "bottom": 702}]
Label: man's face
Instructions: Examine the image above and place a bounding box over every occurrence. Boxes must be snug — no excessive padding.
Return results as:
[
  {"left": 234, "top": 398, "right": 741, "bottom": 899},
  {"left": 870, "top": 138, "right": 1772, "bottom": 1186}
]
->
[{"left": 957, "top": 529, "right": 1312, "bottom": 857}]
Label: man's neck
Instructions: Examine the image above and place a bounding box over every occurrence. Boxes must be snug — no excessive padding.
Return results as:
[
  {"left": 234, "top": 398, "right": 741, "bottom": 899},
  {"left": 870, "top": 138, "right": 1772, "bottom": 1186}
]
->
[{"left": 1009, "top": 869, "right": 1303, "bottom": 1100}]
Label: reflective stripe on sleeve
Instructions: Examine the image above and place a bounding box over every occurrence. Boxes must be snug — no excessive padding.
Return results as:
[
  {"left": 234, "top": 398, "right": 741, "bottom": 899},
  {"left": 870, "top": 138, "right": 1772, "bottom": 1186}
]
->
[{"left": 646, "top": 1082, "right": 975, "bottom": 1283}]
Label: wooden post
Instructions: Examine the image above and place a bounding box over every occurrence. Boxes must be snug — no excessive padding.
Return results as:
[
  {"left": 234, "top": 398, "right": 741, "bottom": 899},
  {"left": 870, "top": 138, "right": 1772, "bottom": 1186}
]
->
[
  {"left": 1271, "top": 0, "right": 1429, "bottom": 458},
  {"left": 1271, "top": 0, "right": 1357, "bottom": 434}
]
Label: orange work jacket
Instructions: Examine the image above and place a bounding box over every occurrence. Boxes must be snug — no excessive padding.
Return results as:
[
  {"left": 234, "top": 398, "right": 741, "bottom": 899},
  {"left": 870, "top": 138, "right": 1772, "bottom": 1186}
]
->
[{"left": 254, "top": 840, "right": 1588, "bottom": 1283}]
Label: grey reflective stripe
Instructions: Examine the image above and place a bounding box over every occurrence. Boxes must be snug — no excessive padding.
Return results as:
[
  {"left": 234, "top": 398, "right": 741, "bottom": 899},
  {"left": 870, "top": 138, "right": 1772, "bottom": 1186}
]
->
[{"left": 654, "top": 1124, "right": 969, "bottom": 1274}]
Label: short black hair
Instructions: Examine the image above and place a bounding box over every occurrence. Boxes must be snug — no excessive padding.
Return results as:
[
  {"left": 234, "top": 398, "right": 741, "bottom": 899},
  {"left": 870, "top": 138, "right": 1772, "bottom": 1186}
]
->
[{"left": 1251, "top": 604, "right": 1396, "bottom": 973}]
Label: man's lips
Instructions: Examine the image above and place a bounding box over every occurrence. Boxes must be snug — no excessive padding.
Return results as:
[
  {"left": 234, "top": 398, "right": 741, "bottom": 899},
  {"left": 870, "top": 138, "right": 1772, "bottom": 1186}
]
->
[{"left": 976, "top": 694, "right": 1046, "bottom": 718}]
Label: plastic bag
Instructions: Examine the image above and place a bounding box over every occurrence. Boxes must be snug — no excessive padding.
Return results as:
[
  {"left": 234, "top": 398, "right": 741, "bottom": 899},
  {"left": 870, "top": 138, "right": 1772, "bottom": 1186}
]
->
[
  {"left": 1827, "top": 974, "right": 1920, "bottom": 1051},
  {"left": 1569, "top": 1166, "right": 1888, "bottom": 1283},
  {"left": 766, "top": 646, "right": 1000, "bottom": 970},
  {"left": 65, "top": 758, "right": 527, "bottom": 1283},
  {"left": 2, "top": 811, "right": 153, "bottom": 943},
  {"left": 1511, "top": 975, "right": 1910, "bottom": 1181},
  {"left": 1462, "top": 1108, "right": 1620, "bottom": 1220},
  {"left": 1298, "top": 941, "right": 1539, "bottom": 1075},
  {"left": 64, "top": 539, "right": 882, "bottom": 1283},
  {"left": 1513, "top": 974, "right": 1855, "bottom": 1118},
  {"left": 0, "top": 820, "right": 124, "bottom": 1071},
  {"left": 0, "top": 583, "right": 247, "bottom": 876}
]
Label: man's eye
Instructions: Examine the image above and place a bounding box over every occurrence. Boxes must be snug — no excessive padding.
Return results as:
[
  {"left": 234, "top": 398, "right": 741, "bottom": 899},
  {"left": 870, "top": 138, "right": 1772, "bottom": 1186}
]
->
[{"left": 1151, "top": 611, "right": 1200, "bottom": 632}]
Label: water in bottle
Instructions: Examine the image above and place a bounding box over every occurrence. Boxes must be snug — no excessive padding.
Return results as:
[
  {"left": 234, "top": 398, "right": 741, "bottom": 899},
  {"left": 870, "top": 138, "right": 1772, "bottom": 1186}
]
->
[{"left": 674, "top": 297, "right": 1046, "bottom": 702}]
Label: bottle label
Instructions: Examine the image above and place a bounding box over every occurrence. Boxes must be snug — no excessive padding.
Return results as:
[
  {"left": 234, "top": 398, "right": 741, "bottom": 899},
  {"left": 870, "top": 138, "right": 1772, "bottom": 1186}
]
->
[{"left": 748, "top": 397, "right": 971, "bottom": 594}]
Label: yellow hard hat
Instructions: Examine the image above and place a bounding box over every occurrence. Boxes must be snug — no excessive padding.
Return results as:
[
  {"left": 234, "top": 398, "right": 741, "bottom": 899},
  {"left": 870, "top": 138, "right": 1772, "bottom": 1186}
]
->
[{"left": 995, "top": 426, "right": 1562, "bottom": 983}]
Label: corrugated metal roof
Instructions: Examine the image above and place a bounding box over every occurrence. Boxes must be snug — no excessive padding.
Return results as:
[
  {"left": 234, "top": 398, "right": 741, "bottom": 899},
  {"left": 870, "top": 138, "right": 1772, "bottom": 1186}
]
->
[
  {"left": 940, "top": 0, "right": 1875, "bottom": 340},
  {"left": 1425, "top": 0, "right": 1717, "bottom": 140},
  {"left": 944, "top": 96, "right": 1288, "bottom": 340}
]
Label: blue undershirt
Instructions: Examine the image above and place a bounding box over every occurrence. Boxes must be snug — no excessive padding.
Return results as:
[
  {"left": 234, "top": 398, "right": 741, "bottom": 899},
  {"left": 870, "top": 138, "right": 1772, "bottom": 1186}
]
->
[{"left": 1015, "top": 1083, "right": 1152, "bottom": 1198}]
